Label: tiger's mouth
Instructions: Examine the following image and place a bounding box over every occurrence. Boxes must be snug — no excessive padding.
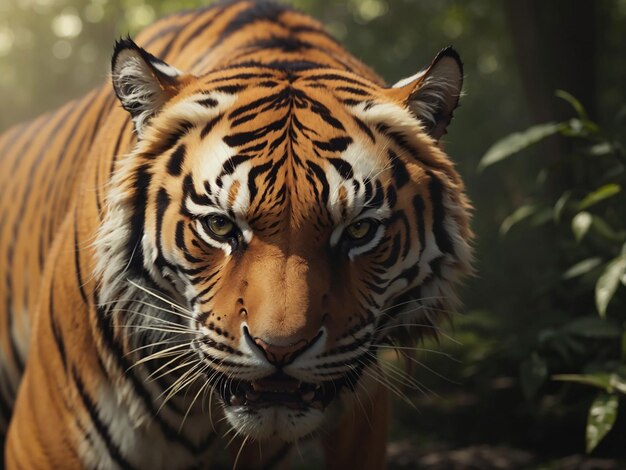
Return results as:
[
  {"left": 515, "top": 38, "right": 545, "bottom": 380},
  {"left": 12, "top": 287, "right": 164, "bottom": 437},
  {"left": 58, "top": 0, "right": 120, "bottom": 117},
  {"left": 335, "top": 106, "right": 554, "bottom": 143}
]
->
[{"left": 216, "top": 373, "right": 339, "bottom": 411}]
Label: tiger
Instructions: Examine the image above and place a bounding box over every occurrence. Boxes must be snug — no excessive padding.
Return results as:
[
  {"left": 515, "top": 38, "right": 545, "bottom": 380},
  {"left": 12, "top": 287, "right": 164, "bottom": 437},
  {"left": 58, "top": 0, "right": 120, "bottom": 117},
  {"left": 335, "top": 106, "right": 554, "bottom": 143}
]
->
[{"left": 0, "top": 1, "right": 472, "bottom": 468}]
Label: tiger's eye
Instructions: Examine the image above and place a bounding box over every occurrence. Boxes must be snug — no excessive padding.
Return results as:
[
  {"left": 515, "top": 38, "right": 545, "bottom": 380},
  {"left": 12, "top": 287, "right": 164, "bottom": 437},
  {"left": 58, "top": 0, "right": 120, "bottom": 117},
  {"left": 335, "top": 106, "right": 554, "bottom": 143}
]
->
[
  {"left": 345, "top": 220, "right": 372, "bottom": 240},
  {"left": 206, "top": 215, "right": 235, "bottom": 238}
]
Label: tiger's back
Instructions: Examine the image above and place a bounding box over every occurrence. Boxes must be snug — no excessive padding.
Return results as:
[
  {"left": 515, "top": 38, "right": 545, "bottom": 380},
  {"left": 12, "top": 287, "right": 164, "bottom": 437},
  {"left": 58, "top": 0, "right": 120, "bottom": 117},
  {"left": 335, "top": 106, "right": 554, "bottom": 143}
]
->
[{"left": 0, "top": 2, "right": 472, "bottom": 468}]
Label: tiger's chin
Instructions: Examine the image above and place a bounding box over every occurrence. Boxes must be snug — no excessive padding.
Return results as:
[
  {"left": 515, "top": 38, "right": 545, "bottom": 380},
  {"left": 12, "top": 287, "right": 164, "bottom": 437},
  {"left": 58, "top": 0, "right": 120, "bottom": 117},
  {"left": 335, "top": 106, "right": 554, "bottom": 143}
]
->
[
  {"left": 223, "top": 404, "right": 326, "bottom": 442},
  {"left": 217, "top": 374, "right": 341, "bottom": 441}
]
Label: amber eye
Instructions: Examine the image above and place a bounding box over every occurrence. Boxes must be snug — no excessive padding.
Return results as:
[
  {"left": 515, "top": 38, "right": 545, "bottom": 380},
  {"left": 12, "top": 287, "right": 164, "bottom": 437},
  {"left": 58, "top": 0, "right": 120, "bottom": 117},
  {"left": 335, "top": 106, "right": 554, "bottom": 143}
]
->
[
  {"left": 345, "top": 219, "right": 375, "bottom": 241},
  {"left": 204, "top": 215, "right": 236, "bottom": 239}
]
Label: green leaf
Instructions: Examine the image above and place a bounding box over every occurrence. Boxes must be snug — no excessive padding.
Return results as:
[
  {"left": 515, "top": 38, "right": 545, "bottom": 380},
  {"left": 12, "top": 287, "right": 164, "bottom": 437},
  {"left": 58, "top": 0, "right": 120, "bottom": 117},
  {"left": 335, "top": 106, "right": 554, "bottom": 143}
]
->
[
  {"left": 478, "top": 122, "right": 564, "bottom": 172},
  {"left": 595, "top": 255, "right": 626, "bottom": 317},
  {"left": 564, "top": 316, "right": 622, "bottom": 339},
  {"left": 578, "top": 184, "right": 621, "bottom": 210},
  {"left": 586, "top": 392, "right": 618, "bottom": 453},
  {"left": 520, "top": 353, "right": 548, "bottom": 399},
  {"left": 590, "top": 216, "right": 625, "bottom": 242},
  {"left": 553, "top": 191, "right": 571, "bottom": 222},
  {"left": 499, "top": 204, "right": 538, "bottom": 235},
  {"left": 587, "top": 142, "right": 614, "bottom": 156},
  {"left": 572, "top": 212, "right": 593, "bottom": 242},
  {"left": 555, "top": 90, "right": 588, "bottom": 119},
  {"left": 562, "top": 257, "right": 603, "bottom": 280},
  {"left": 609, "top": 374, "right": 626, "bottom": 396},
  {"left": 553, "top": 373, "right": 612, "bottom": 391},
  {"left": 529, "top": 207, "right": 553, "bottom": 227},
  {"left": 561, "top": 118, "right": 599, "bottom": 137}
]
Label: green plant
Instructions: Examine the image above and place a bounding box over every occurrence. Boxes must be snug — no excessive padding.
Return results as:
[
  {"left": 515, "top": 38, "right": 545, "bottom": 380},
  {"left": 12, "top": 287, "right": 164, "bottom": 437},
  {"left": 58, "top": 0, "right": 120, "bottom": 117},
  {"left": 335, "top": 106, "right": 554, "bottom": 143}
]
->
[{"left": 479, "top": 90, "right": 626, "bottom": 453}]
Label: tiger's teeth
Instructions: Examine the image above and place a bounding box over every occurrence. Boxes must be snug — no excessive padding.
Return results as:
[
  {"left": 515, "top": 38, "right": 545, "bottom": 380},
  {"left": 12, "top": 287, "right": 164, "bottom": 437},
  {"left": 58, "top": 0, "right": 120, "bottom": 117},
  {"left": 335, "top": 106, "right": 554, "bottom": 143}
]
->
[{"left": 301, "top": 391, "right": 315, "bottom": 402}]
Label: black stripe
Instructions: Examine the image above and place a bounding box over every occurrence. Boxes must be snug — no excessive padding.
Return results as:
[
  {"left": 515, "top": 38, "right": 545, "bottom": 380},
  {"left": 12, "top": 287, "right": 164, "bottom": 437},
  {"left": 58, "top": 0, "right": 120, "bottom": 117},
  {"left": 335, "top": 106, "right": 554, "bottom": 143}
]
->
[
  {"left": 303, "top": 73, "right": 376, "bottom": 89},
  {"left": 352, "top": 115, "right": 375, "bottom": 142},
  {"left": 72, "top": 367, "right": 139, "bottom": 470},
  {"left": 388, "top": 210, "right": 412, "bottom": 259},
  {"left": 219, "top": 154, "right": 252, "bottom": 178},
  {"left": 367, "top": 180, "right": 385, "bottom": 209},
  {"left": 389, "top": 263, "right": 421, "bottom": 288},
  {"left": 380, "top": 233, "right": 402, "bottom": 269},
  {"left": 306, "top": 161, "right": 329, "bottom": 203},
  {"left": 389, "top": 150, "right": 409, "bottom": 188},
  {"left": 328, "top": 158, "right": 353, "bottom": 179},
  {"left": 74, "top": 209, "right": 89, "bottom": 305},
  {"left": 307, "top": 98, "right": 346, "bottom": 130},
  {"left": 146, "top": 120, "right": 194, "bottom": 158},
  {"left": 386, "top": 184, "right": 397, "bottom": 208},
  {"left": 200, "top": 114, "right": 223, "bottom": 138},
  {"left": 167, "top": 144, "right": 186, "bottom": 176},
  {"left": 336, "top": 86, "right": 370, "bottom": 96},
  {"left": 182, "top": 173, "right": 212, "bottom": 208},
  {"left": 217, "top": 1, "right": 291, "bottom": 42},
  {"left": 214, "top": 84, "right": 247, "bottom": 94},
  {"left": 0, "top": 369, "right": 14, "bottom": 428},
  {"left": 229, "top": 88, "right": 289, "bottom": 120},
  {"left": 155, "top": 188, "right": 171, "bottom": 260},
  {"left": 427, "top": 172, "right": 454, "bottom": 254},
  {"left": 206, "top": 71, "right": 274, "bottom": 83},
  {"left": 49, "top": 289, "right": 67, "bottom": 371},
  {"left": 247, "top": 160, "right": 274, "bottom": 203},
  {"left": 312, "top": 136, "right": 352, "bottom": 153},
  {"left": 224, "top": 113, "right": 288, "bottom": 147},
  {"left": 246, "top": 35, "right": 314, "bottom": 52},
  {"left": 413, "top": 195, "right": 427, "bottom": 257},
  {"left": 175, "top": 220, "right": 186, "bottom": 251},
  {"left": 127, "top": 164, "right": 152, "bottom": 274},
  {"left": 196, "top": 97, "right": 218, "bottom": 107}
]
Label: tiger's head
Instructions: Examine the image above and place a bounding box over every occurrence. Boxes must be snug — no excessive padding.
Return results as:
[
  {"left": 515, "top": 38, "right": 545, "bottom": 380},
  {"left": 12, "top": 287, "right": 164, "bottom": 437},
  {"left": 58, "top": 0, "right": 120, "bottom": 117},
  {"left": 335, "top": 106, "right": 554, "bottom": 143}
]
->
[{"left": 96, "top": 38, "right": 472, "bottom": 442}]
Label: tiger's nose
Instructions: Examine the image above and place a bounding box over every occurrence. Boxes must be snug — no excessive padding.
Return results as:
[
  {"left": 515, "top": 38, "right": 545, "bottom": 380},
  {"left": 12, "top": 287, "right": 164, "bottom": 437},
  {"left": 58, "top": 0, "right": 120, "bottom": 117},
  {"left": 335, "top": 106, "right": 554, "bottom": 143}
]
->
[
  {"left": 254, "top": 338, "right": 308, "bottom": 366},
  {"left": 246, "top": 329, "right": 322, "bottom": 366}
]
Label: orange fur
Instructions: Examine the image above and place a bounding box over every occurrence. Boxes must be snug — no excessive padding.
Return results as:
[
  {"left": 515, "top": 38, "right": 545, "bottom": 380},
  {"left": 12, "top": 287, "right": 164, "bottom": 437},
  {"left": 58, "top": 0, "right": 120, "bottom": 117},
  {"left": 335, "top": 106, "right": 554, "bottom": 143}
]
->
[{"left": 0, "top": 2, "right": 471, "bottom": 468}]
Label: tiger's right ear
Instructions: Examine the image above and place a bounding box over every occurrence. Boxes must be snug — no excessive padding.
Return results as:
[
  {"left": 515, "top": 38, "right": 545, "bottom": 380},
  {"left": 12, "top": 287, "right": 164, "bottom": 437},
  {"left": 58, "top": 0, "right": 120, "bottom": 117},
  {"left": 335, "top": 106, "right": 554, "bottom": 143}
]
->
[{"left": 111, "top": 38, "right": 185, "bottom": 136}]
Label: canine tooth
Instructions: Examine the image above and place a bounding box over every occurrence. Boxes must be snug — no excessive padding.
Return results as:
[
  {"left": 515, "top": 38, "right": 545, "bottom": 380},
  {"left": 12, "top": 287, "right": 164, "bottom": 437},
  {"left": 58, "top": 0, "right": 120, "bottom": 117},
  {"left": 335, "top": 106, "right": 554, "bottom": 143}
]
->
[{"left": 301, "top": 391, "right": 315, "bottom": 402}]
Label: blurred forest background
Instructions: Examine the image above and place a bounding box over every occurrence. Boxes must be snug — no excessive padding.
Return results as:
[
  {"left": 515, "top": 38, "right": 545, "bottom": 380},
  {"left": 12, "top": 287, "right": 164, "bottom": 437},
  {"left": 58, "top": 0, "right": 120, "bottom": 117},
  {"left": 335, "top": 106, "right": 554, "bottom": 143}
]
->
[{"left": 1, "top": 0, "right": 626, "bottom": 468}]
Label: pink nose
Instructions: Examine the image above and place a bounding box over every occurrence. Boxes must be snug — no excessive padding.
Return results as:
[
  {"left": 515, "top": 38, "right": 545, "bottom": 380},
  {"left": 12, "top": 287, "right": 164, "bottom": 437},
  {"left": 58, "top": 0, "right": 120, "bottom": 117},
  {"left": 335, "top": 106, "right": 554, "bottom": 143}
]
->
[{"left": 253, "top": 337, "right": 310, "bottom": 366}]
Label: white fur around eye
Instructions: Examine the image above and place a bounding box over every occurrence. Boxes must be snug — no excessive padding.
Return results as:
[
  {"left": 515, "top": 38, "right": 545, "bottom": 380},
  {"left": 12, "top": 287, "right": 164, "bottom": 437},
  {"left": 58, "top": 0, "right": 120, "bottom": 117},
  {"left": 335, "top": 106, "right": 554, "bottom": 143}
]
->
[
  {"left": 195, "top": 218, "right": 233, "bottom": 255},
  {"left": 194, "top": 214, "right": 254, "bottom": 256},
  {"left": 347, "top": 223, "right": 385, "bottom": 260},
  {"left": 329, "top": 218, "right": 386, "bottom": 260}
]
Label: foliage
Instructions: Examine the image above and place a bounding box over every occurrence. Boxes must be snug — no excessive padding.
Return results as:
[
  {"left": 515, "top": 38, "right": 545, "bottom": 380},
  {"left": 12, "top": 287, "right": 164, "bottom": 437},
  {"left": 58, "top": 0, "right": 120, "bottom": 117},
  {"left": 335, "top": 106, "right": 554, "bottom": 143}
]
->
[{"left": 479, "top": 91, "right": 626, "bottom": 453}]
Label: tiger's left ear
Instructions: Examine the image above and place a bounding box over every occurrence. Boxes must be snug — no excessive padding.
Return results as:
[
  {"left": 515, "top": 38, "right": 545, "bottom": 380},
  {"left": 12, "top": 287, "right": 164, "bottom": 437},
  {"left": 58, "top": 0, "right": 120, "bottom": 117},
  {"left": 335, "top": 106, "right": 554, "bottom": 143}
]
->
[
  {"left": 390, "top": 47, "right": 463, "bottom": 140},
  {"left": 111, "top": 38, "right": 185, "bottom": 136}
]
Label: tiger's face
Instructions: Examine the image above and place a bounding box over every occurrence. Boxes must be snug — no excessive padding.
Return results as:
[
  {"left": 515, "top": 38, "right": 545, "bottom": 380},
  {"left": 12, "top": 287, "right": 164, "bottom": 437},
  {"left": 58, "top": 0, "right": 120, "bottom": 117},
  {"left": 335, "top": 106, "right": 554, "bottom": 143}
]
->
[{"left": 98, "top": 40, "right": 471, "bottom": 442}]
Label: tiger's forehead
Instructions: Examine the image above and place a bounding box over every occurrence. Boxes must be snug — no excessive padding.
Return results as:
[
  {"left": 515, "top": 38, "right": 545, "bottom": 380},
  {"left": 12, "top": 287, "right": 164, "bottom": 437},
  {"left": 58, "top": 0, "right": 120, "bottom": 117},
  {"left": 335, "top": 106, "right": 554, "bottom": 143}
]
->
[{"left": 171, "top": 79, "right": 392, "bottom": 226}]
